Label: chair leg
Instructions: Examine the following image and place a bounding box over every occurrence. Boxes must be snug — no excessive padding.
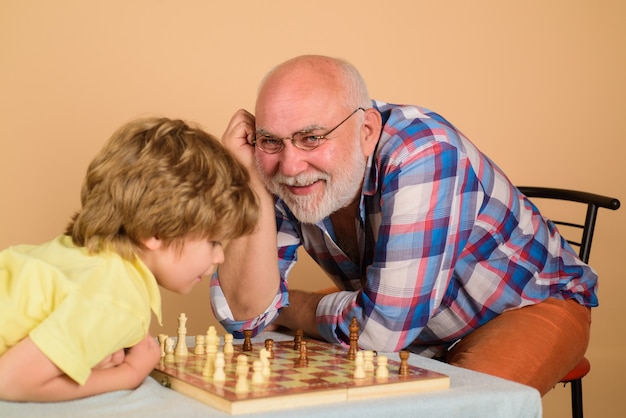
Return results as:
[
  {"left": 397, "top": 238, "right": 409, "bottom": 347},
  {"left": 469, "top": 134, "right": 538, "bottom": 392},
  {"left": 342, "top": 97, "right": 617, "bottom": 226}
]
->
[{"left": 570, "top": 378, "right": 583, "bottom": 418}]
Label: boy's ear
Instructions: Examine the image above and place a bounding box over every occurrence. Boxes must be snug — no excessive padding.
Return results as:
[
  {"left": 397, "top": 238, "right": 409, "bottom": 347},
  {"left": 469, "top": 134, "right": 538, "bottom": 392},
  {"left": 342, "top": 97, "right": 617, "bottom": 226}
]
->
[{"left": 143, "top": 237, "right": 162, "bottom": 250}]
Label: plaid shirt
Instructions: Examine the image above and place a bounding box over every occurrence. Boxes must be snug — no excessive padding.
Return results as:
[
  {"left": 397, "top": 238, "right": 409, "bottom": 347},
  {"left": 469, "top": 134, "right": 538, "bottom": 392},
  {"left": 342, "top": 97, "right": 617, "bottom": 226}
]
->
[{"left": 211, "top": 100, "right": 598, "bottom": 355}]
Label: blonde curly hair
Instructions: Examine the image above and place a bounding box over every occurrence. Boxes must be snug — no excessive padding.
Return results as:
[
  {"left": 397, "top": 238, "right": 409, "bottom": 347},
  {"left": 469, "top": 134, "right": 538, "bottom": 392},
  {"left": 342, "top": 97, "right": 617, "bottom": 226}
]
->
[{"left": 65, "top": 117, "right": 258, "bottom": 259}]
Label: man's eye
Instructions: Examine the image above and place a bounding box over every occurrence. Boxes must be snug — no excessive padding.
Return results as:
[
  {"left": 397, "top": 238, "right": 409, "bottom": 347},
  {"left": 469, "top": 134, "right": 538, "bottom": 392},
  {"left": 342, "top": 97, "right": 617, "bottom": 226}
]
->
[
  {"left": 260, "top": 137, "right": 282, "bottom": 146},
  {"left": 299, "top": 135, "right": 322, "bottom": 145}
]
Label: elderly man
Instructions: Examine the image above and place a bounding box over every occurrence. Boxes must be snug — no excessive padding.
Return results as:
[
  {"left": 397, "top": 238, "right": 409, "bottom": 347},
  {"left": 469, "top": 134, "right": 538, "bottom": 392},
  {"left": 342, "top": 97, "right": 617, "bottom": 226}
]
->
[{"left": 211, "top": 55, "right": 595, "bottom": 395}]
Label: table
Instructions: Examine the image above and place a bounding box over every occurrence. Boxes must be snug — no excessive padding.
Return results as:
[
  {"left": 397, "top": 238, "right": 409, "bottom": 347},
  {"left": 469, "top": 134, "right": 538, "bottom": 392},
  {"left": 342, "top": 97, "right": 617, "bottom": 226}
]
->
[{"left": 0, "top": 332, "right": 541, "bottom": 418}]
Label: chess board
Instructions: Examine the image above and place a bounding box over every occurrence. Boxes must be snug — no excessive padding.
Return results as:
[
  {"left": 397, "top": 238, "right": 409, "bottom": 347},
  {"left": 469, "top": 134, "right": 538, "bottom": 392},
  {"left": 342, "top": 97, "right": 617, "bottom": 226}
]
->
[{"left": 150, "top": 338, "right": 449, "bottom": 415}]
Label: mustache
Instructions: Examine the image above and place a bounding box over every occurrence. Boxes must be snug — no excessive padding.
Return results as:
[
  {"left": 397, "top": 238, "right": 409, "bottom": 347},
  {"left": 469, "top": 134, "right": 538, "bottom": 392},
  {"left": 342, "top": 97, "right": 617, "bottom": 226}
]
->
[{"left": 273, "top": 171, "right": 330, "bottom": 187}]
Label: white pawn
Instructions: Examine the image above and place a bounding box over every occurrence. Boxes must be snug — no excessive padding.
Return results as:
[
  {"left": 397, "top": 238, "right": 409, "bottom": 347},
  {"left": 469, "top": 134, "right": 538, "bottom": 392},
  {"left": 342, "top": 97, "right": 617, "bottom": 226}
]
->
[
  {"left": 259, "top": 348, "right": 271, "bottom": 378},
  {"left": 363, "top": 350, "right": 375, "bottom": 372},
  {"left": 164, "top": 337, "right": 175, "bottom": 362},
  {"left": 251, "top": 360, "right": 264, "bottom": 385},
  {"left": 354, "top": 351, "right": 365, "bottom": 379},
  {"left": 235, "top": 354, "right": 249, "bottom": 380},
  {"left": 376, "top": 355, "right": 389, "bottom": 379},
  {"left": 223, "top": 333, "right": 234, "bottom": 354},
  {"left": 213, "top": 352, "right": 226, "bottom": 383},
  {"left": 235, "top": 355, "right": 249, "bottom": 393},
  {"left": 194, "top": 335, "right": 206, "bottom": 355}
]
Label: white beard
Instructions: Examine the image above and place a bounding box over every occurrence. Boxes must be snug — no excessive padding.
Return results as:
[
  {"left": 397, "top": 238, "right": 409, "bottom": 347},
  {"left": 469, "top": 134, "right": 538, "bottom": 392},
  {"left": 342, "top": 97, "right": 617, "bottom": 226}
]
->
[{"left": 256, "top": 147, "right": 367, "bottom": 224}]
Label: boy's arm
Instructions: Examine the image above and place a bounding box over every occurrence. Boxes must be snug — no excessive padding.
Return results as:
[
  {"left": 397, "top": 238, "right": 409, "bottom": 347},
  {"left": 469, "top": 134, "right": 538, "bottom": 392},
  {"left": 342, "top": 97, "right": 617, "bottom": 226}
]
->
[{"left": 0, "top": 334, "right": 160, "bottom": 402}]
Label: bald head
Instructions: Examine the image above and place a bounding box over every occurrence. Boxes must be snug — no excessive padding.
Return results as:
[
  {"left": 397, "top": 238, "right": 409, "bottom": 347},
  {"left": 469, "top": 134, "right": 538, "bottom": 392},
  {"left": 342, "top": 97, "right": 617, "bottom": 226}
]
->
[{"left": 255, "top": 55, "right": 371, "bottom": 117}]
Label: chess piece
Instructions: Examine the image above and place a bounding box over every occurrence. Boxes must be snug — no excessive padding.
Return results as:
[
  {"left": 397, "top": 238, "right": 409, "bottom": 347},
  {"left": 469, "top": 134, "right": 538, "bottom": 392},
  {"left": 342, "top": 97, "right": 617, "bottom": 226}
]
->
[
  {"left": 236, "top": 354, "right": 249, "bottom": 376},
  {"left": 363, "top": 350, "right": 375, "bottom": 372},
  {"left": 194, "top": 335, "right": 206, "bottom": 355},
  {"left": 251, "top": 360, "right": 264, "bottom": 385},
  {"left": 347, "top": 317, "right": 359, "bottom": 360},
  {"left": 293, "top": 329, "right": 303, "bottom": 351},
  {"left": 399, "top": 350, "right": 410, "bottom": 376},
  {"left": 213, "top": 352, "right": 226, "bottom": 383},
  {"left": 235, "top": 354, "right": 249, "bottom": 393},
  {"left": 202, "top": 351, "right": 214, "bottom": 377},
  {"left": 297, "top": 340, "right": 308, "bottom": 366},
  {"left": 174, "top": 313, "right": 188, "bottom": 356},
  {"left": 242, "top": 329, "right": 253, "bottom": 351},
  {"left": 164, "top": 337, "right": 175, "bottom": 362},
  {"left": 354, "top": 351, "right": 365, "bottom": 379},
  {"left": 158, "top": 334, "right": 168, "bottom": 358},
  {"left": 259, "top": 348, "right": 271, "bottom": 378},
  {"left": 376, "top": 355, "right": 389, "bottom": 380},
  {"left": 206, "top": 326, "right": 219, "bottom": 355},
  {"left": 235, "top": 370, "right": 249, "bottom": 393},
  {"left": 264, "top": 338, "right": 274, "bottom": 359},
  {"left": 223, "top": 333, "right": 234, "bottom": 354}
]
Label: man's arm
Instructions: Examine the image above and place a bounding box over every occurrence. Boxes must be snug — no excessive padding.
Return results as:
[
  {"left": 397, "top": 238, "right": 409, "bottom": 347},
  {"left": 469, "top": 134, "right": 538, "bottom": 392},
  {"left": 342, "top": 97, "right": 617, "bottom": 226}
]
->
[
  {"left": 273, "top": 289, "right": 325, "bottom": 339},
  {"left": 218, "top": 109, "right": 281, "bottom": 320},
  {"left": 0, "top": 335, "right": 160, "bottom": 402}
]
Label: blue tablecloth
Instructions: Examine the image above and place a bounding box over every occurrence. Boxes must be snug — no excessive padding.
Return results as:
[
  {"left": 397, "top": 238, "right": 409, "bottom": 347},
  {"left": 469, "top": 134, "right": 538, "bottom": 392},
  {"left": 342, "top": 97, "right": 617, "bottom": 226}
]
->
[{"left": 0, "top": 332, "right": 541, "bottom": 418}]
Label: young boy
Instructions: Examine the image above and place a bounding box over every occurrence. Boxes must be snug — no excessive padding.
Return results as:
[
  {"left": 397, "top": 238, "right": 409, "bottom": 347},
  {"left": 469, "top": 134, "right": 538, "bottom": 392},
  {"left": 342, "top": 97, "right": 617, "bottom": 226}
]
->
[{"left": 0, "top": 117, "right": 259, "bottom": 402}]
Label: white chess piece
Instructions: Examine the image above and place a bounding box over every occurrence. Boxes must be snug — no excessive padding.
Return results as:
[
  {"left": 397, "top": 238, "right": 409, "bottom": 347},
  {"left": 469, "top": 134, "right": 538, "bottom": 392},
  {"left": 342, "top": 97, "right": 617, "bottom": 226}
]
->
[
  {"left": 223, "top": 333, "right": 234, "bottom": 354},
  {"left": 158, "top": 334, "right": 168, "bottom": 358},
  {"left": 213, "top": 352, "right": 226, "bottom": 383},
  {"left": 259, "top": 348, "right": 271, "bottom": 378},
  {"left": 164, "top": 337, "right": 175, "bottom": 362},
  {"left": 376, "top": 355, "right": 389, "bottom": 379},
  {"left": 194, "top": 335, "right": 206, "bottom": 355},
  {"left": 235, "top": 355, "right": 249, "bottom": 393},
  {"left": 354, "top": 351, "right": 365, "bottom": 379},
  {"left": 251, "top": 360, "right": 265, "bottom": 385},
  {"left": 363, "top": 350, "right": 375, "bottom": 372},
  {"left": 174, "top": 313, "right": 188, "bottom": 356}
]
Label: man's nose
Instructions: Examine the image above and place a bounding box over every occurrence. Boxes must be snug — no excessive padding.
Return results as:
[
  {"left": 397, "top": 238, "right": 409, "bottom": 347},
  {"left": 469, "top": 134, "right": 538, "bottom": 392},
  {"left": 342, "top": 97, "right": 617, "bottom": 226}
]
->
[{"left": 277, "top": 142, "right": 309, "bottom": 177}]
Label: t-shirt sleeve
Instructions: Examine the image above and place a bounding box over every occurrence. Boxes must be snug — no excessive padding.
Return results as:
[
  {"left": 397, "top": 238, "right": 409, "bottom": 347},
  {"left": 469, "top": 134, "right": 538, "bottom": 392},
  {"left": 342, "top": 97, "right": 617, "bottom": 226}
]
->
[{"left": 29, "top": 290, "right": 145, "bottom": 385}]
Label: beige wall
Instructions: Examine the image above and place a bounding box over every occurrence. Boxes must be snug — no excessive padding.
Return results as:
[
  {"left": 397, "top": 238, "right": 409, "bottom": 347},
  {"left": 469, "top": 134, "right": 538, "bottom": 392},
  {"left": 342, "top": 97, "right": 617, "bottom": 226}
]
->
[{"left": 1, "top": 1, "right": 624, "bottom": 416}]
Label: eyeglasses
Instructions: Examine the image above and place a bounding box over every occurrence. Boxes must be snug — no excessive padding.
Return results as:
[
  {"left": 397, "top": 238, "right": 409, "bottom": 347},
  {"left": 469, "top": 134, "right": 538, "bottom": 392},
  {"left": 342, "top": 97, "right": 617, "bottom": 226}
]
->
[{"left": 253, "top": 107, "right": 365, "bottom": 154}]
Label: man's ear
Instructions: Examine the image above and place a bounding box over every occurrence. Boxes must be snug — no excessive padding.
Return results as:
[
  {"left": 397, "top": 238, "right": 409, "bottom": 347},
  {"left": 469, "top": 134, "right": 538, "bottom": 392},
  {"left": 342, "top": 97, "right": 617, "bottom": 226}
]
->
[
  {"left": 360, "top": 108, "right": 382, "bottom": 157},
  {"left": 143, "top": 236, "right": 162, "bottom": 251}
]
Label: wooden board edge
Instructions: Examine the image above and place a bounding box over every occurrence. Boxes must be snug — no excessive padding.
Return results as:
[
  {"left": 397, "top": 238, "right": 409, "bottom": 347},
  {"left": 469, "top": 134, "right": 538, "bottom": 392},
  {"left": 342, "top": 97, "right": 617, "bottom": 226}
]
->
[
  {"left": 150, "top": 369, "right": 348, "bottom": 415},
  {"left": 346, "top": 375, "right": 450, "bottom": 400},
  {"left": 150, "top": 370, "right": 232, "bottom": 414},
  {"left": 230, "top": 388, "right": 347, "bottom": 415}
]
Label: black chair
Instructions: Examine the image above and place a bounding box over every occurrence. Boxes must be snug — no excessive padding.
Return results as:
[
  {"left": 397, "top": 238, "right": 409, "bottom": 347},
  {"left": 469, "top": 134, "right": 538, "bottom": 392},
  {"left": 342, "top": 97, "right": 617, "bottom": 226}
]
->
[{"left": 517, "top": 186, "right": 620, "bottom": 418}]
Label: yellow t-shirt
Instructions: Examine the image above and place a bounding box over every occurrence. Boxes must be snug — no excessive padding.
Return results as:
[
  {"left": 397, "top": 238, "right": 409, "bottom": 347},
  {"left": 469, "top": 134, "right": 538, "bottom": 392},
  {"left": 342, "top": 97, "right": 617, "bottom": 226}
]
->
[{"left": 0, "top": 235, "right": 162, "bottom": 385}]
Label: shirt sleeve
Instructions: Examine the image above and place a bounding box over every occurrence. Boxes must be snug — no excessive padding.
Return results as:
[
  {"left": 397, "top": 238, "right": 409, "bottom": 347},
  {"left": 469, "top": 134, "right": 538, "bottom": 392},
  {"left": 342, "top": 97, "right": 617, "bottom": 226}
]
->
[{"left": 30, "top": 290, "right": 146, "bottom": 385}]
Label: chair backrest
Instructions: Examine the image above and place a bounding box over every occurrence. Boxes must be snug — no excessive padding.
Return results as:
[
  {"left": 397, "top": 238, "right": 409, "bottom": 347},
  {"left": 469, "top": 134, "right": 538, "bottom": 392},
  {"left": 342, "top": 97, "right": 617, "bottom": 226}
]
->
[{"left": 517, "top": 186, "right": 621, "bottom": 263}]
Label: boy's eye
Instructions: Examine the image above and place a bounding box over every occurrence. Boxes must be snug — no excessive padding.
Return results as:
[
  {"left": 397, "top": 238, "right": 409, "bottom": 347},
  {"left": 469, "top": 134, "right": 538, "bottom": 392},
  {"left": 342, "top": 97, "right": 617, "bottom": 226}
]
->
[{"left": 210, "top": 241, "right": 223, "bottom": 247}]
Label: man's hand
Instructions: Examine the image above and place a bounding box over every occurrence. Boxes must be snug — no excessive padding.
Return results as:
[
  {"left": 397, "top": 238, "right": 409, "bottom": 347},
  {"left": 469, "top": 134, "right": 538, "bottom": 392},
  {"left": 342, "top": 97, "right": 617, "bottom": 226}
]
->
[
  {"left": 274, "top": 290, "right": 325, "bottom": 340},
  {"left": 221, "top": 109, "right": 257, "bottom": 172}
]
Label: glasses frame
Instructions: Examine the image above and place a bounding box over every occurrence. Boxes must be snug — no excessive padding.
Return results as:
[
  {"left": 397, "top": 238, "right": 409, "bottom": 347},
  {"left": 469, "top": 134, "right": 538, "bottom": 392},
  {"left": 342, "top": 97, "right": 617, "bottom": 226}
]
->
[{"left": 253, "top": 107, "right": 365, "bottom": 154}]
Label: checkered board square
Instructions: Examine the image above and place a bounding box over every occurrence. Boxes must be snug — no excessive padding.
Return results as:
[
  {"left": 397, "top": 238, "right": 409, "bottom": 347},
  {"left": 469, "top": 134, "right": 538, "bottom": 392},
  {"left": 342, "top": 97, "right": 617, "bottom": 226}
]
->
[{"left": 150, "top": 339, "right": 449, "bottom": 415}]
